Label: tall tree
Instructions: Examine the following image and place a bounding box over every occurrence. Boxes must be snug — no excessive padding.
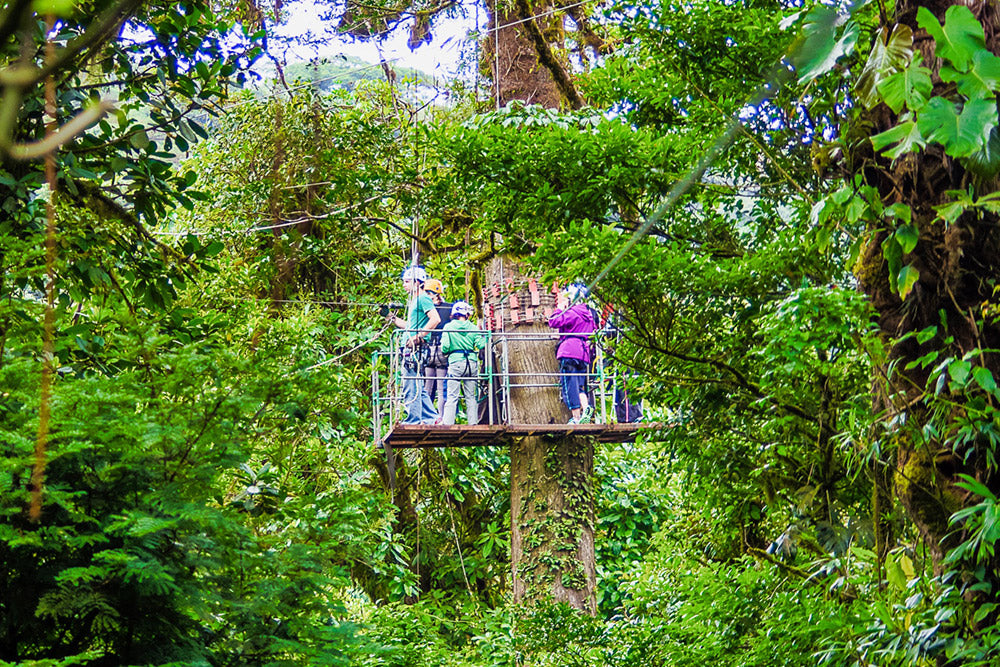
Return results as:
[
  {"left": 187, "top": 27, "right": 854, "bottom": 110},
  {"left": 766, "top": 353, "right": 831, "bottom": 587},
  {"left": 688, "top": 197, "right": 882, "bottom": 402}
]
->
[
  {"left": 845, "top": 0, "right": 1000, "bottom": 569},
  {"left": 320, "top": 0, "right": 607, "bottom": 610},
  {"left": 0, "top": 3, "right": 373, "bottom": 664}
]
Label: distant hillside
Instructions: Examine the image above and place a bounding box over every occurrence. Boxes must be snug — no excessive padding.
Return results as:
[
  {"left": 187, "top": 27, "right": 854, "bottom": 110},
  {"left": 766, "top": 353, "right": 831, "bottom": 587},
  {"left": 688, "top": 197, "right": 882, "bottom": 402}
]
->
[{"left": 275, "top": 55, "right": 435, "bottom": 92}]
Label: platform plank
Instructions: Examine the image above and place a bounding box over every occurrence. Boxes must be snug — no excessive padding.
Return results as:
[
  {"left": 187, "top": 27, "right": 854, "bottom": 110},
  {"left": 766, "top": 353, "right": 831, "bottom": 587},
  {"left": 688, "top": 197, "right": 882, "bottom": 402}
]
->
[{"left": 383, "top": 422, "right": 657, "bottom": 448}]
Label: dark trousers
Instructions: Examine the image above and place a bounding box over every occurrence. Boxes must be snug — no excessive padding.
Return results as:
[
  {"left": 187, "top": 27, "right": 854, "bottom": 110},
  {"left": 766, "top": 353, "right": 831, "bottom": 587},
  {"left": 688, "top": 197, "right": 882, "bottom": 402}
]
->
[{"left": 558, "top": 357, "right": 588, "bottom": 411}]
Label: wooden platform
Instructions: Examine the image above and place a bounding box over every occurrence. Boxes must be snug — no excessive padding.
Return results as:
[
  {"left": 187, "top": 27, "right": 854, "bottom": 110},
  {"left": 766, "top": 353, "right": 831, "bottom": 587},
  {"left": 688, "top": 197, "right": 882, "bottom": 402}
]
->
[{"left": 382, "top": 422, "right": 655, "bottom": 448}]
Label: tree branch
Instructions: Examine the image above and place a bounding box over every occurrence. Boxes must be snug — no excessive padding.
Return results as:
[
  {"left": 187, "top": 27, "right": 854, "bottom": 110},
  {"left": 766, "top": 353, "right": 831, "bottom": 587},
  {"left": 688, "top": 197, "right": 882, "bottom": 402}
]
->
[
  {"left": 5, "top": 100, "right": 113, "bottom": 159},
  {"left": 74, "top": 181, "right": 187, "bottom": 262},
  {"left": 0, "top": 0, "right": 33, "bottom": 46}
]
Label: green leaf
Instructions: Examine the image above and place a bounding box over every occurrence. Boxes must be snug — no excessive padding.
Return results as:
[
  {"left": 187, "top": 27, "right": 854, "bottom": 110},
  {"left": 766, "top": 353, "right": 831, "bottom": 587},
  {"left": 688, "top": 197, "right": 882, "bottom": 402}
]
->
[
  {"left": 897, "top": 264, "right": 920, "bottom": 299},
  {"left": 916, "top": 325, "right": 938, "bottom": 344},
  {"left": 886, "top": 553, "right": 906, "bottom": 590},
  {"left": 917, "top": 5, "right": 986, "bottom": 72},
  {"left": 900, "top": 553, "right": 915, "bottom": 578},
  {"left": 977, "top": 191, "right": 1000, "bottom": 215},
  {"left": 973, "top": 366, "right": 997, "bottom": 393},
  {"left": 963, "top": 126, "right": 1000, "bottom": 179},
  {"left": 876, "top": 54, "right": 932, "bottom": 113},
  {"left": 845, "top": 195, "right": 866, "bottom": 222},
  {"left": 949, "top": 359, "right": 972, "bottom": 385},
  {"left": 974, "top": 603, "right": 999, "bottom": 624},
  {"left": 31, "top": 0, "right": 77, "bottom": 16},
  {"left": 955, "top": 473, "right": 996, "bottom": 500},
  {"left": 871, "top": 120, "right": 926, "bottom": 159},
  {"left": 179, "top": 120, "right": 198, "bottom": 143},
  {"left": 895, "top": 224, "right": 919, "bottom": 253},
  {"left": 941, "top": 50, "right": 1000, "bottom": 100},
  {"left": 917, "top": 97, "right": 997, "bottom": 158},
  {"left": 882, "top": 235, "right": 903, "bottom": 282},
  {"left": 188, "top": 119, "right": 208, "bottom": 139},
  {"left": 934, "top": 198, "right": 969, "bottom": 224},
  {"left": 856, "top": 25, "right": 914, "bottom": 109},
  {"left": 885, "top": 202, "right": 912, "bottom": 224},
  {"left": 129, "top": 129, "right": 150, "bottom": 151},
  {"left": 793, "top": 7, "right": 859, "bottom": 83}
]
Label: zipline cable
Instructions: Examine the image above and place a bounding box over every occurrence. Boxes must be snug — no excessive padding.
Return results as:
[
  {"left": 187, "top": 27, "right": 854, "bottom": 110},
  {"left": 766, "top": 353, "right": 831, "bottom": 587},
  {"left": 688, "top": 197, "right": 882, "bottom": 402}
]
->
[
  {"left": 439, "top": 454, "right": 480, "bottom": 611},
  {"left": 583, "top": 67, "right": 787, "bottom": 300},
  {"left": 153, "top": 189, "right": 401, "bottom": 236},
  {"left": 285, "top": 318, "right": 395, "bottom": 377}
]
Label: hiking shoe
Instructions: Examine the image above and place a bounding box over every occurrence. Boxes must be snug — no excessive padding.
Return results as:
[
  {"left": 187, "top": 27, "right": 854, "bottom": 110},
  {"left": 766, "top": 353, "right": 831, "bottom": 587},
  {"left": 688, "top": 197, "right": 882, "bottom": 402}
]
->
[
  {"left": 578, "top": 407, "right": 593, "bottom": 424},
  {"left": 568, "top": 416, "right": 580, "bottom": 425}
]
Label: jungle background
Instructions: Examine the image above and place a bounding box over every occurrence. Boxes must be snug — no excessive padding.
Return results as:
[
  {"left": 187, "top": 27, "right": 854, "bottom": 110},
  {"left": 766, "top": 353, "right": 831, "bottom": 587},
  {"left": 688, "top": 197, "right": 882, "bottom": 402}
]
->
[{"left": 3, "top": 0, "right": 1000, "bottom": 664}]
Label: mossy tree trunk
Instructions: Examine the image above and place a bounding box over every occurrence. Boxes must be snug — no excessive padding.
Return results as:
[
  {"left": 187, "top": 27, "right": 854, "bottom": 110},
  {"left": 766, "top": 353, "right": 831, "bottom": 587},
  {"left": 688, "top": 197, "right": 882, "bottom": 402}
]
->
[
  {"left": 482, "top": 0, "right": 583, "bottom": 110},
  {"left": 486, "top": 256, "right": 597, "bottom": 613},
  {"left": 850, "top": 0, "right": 1000, "bottom": 570},
  {"left": 477, "top": 0, "right": 596, "bottom": 609}
]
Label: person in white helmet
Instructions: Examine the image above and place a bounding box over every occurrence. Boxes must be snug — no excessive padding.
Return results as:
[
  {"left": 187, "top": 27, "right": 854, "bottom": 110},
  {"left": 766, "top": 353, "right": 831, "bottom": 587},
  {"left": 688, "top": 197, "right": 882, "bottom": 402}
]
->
[
  {"left": 440, "top": 300, "right": 485, "bottom": 425},
  {"left": 392, "top": 266, "right": 440, "bottom": 424}
]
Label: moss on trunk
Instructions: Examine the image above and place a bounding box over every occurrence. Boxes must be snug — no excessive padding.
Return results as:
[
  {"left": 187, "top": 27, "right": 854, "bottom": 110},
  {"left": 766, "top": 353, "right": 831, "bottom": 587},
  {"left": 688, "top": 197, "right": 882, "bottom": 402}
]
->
[{"left": 511, "top": 434, "right": 596, "bottom": 613}]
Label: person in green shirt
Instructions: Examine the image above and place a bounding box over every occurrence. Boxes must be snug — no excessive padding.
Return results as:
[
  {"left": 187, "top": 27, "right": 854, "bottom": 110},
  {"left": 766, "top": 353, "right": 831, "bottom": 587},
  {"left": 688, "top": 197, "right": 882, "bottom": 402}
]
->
[
  {"left": 392, "top": 266, "right": 440, "bottom": 424},
  {"left": 440, "top": 301, "right": 486, "bottom": 425}
]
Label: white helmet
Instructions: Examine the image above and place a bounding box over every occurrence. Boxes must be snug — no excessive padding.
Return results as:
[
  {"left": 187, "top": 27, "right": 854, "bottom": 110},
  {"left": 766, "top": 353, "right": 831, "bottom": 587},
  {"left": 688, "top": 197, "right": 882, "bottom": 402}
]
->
[
  {"left": 401, "top": 266, "right": 427, "bottom": 283},
  {"left": 451, "top": 301, "right": 474, "bottom": 318},
  {"left": 563, "top": 283, "right": 589, "bottom": 303}
]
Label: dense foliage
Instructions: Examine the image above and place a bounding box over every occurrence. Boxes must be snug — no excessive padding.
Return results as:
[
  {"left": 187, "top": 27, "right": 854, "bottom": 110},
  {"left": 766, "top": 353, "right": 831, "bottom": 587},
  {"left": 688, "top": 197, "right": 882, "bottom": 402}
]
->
[{"left": 5, "top": 0, "right": 1000, "bottom": 665}]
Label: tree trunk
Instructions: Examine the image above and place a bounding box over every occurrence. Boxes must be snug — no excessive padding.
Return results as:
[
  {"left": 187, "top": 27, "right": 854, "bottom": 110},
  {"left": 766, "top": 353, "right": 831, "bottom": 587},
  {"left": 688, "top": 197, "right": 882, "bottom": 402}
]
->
[
  {"left": 486, "top": 255, "right": 597, "bottom": 613},
  {"left": 510, "top": 433, "right": 596, "bottom": 613},
  {"left": 850, "top": 0, "right": 1000, "bottom": 573},
  {"left": 479, "top": 0, "right": 595, "bottom": 613},
  {"left": 482, "top": 0, "right": 580, "bottom": 109}
]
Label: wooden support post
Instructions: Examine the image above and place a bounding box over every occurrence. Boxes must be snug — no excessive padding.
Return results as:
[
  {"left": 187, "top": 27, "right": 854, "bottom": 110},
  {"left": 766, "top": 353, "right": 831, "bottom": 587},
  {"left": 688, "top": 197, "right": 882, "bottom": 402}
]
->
[{"left": 381, "top": 440, "right": 397, "bottom": 490}]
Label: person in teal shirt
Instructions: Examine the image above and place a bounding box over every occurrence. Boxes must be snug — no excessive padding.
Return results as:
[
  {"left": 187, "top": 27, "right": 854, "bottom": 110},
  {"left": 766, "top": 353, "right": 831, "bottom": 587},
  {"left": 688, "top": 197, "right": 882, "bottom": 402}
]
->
[
  {"left": 392, "top": 266, "right": 440, "bottom": 424},
  {"left": 440, "top": 301, "right": 486, "bottom": 425}
]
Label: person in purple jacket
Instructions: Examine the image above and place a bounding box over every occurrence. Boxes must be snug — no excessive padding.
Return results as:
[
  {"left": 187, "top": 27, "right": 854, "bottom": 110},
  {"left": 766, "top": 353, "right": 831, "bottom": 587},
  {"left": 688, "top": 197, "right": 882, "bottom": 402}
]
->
[{"left": 548, "top": 283, "right": 597, "bottom": 424}]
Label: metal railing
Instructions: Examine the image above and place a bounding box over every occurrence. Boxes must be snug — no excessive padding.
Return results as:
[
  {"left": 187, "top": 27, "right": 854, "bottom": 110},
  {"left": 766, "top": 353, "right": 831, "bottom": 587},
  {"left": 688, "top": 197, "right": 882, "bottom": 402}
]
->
[{"left": 372, "top": 329, "right": 637, "bottom": 446}]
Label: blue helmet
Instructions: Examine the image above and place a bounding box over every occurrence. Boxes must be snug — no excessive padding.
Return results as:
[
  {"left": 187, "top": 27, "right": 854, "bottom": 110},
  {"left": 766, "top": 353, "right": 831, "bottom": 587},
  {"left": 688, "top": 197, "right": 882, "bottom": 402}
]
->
[{"left": 563, "top": 283, "right": 589, "bottom": 303}]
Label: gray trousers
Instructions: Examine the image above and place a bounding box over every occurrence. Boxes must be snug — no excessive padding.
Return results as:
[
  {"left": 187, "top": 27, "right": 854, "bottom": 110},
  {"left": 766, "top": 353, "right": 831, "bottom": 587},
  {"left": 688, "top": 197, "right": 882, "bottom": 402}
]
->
[{"left": 443, "top": 356, "right": 479, "bottom": 425}]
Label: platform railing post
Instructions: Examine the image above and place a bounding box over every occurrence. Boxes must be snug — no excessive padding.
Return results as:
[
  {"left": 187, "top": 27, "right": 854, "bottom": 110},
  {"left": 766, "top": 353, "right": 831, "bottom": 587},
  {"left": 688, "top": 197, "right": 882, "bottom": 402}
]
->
[
  {"left": 597, "top": 343, "right": 607, "bottom": 425},
  {"left": 388, "top": 333, "right": 396, "bottom": 428},
  {"left": 372, "top": 351, "right": 381, "bottom": 448},
  {"left": 501, "top": 334, "right": 511, "bottom": 424},
  {"left": 487, "top": 331, "right": 495, "bottom": 426}
]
